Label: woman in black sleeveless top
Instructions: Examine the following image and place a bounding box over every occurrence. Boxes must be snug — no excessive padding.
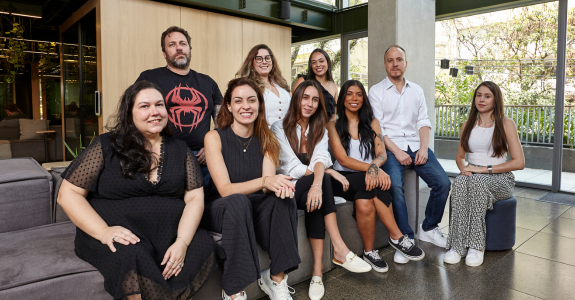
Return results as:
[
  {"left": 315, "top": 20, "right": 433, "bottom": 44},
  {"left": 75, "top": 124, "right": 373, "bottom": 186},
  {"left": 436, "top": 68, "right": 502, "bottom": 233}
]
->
[
  {"left": 293, "top": 49, "right": 338, "bottom": 121},
  {"left": 203, "top": 78, "right": 300, "bottom": 300}
]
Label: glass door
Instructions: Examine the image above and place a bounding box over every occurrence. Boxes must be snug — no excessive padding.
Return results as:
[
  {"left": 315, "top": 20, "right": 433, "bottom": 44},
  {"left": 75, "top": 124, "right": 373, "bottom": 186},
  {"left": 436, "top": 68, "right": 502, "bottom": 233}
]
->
[{"left": 61, "top": 9, "right": 99, "bottom": 160}]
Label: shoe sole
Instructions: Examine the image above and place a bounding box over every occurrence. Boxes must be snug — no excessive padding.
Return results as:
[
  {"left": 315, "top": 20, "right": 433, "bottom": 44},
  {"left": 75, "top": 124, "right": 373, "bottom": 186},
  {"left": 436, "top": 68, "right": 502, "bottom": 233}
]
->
[
  {"left": 443, "top": 258, "right": 462, "bottom": 264},
  {"left": 362, "top": 256, "right": 388, "bottom": 273},
  {"left": 332, "top": 259, "right": 371, "bottom": 273},
  {"left": 389, "top": 243, "right": 425, "bottom": 261},
  {"left": 465, "top": 259, "right": 483, "bottom": 267},
  {"left": 419, "top": 235, "right": 448, "bottom": 248}
]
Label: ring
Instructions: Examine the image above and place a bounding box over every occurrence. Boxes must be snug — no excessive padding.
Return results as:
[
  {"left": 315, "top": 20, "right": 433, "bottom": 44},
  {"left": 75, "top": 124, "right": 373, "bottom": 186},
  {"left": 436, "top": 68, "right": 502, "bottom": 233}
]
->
[
  {"left": 315, "top": 201, "right": 319, "bottom": 204},
  {"left": 168, "top": 260, "right": 175, "bottom": 264},
  {"left": 177, "top": 264, "right": 182, "bottom": 268},
  {"left": 112, "top": 236, "right": 117, "bottom": 242}
]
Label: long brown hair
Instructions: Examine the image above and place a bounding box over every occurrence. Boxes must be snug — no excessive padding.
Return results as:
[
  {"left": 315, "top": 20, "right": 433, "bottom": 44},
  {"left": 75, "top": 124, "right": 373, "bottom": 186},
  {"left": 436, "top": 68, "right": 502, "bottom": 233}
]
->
[
  {"left": 235, "top": 44, "right": 290, "bottom": 92},
  {"left": 217, "top": 77, "right": 280, "bottom": 165},
  {"left": 282, "top": 80, "right": 327, "bottom": 161},
  {"left": 460, "top": 81, "right": 508, "bottom": 158}
]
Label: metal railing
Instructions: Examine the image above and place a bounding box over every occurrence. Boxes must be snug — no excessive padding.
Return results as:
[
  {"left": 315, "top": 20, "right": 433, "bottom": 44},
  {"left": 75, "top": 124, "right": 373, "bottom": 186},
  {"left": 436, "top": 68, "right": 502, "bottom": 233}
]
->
[{"left": 435, "top": 105, "right": 575, "bottom": 147}]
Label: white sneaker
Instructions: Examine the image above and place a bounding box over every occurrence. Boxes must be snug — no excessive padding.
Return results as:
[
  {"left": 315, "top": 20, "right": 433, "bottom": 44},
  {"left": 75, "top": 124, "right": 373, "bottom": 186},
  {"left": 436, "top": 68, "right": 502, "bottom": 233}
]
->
[
  {"left": 308, "top": 276, "right": 325, "bottom": 300},
  {"left": 258, "top": 269, "right": 295, "bottom": 300},
  {"left": 222, "top": 290, "right": 247, "bottom": 300},
  {"left": 332, "top": 251, "right": 372, "bottom": 273},
  {"left": 419, "top": 224, "right": 448, "bottom": 248},
  {"left": 394, "top": 250, "right": 409, "bottom": 264},
  {"left": 443, "top": 248, "right": 463, "bottom": 264},
  {"left": 465, "top": 248, "right": 484, "bottom": 267}
]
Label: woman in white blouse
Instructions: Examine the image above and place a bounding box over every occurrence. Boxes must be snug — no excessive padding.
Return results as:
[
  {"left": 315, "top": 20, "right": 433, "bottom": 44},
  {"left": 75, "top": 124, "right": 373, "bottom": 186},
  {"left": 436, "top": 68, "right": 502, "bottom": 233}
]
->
[
  {"left": 271, "top": 80, "right": 371, "bottom": 300},
  {"left": 236, "top": 44, "right": 291, "bottom": 126}
]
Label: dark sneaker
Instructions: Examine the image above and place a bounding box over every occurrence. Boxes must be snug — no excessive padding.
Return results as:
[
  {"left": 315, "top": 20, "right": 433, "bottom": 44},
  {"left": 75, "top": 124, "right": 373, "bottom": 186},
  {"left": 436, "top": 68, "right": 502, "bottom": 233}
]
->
[
  {"left": 363, "top": 250, "right": 388, "bottom": 272},
  {"left": 389, "top": 235, "right": 425, "bottom": 261}
]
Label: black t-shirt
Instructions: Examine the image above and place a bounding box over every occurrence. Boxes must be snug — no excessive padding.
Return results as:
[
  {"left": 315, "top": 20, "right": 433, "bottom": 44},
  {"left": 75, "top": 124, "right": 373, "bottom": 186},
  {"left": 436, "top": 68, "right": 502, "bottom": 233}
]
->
[{"left": 136, "top": 67, "right": 223, "bottom": 151}]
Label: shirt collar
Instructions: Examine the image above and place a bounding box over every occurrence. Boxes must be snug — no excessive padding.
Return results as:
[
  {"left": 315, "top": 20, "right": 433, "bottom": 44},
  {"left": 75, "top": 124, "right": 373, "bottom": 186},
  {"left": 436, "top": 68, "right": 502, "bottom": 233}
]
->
[
  {"left": 383, "top": 76, "right": 410, "bottom": 91},
  {"left": 295, "top": 123, "right": 310, "bottom": 136}
]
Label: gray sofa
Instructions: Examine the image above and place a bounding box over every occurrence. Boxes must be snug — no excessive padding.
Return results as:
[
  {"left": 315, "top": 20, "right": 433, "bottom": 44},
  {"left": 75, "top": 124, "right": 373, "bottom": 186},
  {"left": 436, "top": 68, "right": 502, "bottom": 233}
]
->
[
  {"left": 0, "top": 124, "right": 64, "bottom": 163},
  {"left": 1, "top": 158, "right": 419, "bottom": 299}
]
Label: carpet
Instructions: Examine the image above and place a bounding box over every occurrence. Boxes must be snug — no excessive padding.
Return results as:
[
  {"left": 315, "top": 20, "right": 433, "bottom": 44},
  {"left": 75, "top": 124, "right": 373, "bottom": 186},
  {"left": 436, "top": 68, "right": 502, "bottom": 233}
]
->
[{"left": 537, "top": 192, "right": 575, "bottom": 206}]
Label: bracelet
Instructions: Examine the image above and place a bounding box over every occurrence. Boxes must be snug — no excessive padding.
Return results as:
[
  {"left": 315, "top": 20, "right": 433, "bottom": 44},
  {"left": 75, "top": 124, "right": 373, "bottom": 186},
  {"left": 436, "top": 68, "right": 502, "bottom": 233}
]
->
[
  {"left": 262, "top": 176, "right": 269, "bottom": 189},
  {"left": 312, "top": 184, "right": 323, "bottom": 194},
  {"left": 177, "top": 236, "right": 189, "bottom": 247}
]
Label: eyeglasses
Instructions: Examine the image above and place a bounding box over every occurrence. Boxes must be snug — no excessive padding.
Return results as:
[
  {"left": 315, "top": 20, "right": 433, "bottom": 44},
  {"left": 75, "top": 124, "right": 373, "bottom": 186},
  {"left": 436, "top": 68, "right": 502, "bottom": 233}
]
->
[{"left": 254, "top": 55, "right": 273, "bottom": 64}]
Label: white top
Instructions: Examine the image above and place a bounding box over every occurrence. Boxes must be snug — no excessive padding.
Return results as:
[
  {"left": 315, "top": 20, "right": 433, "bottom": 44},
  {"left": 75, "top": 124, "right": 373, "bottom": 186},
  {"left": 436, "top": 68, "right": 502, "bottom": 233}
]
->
[
  {"left": 334, "top": 138, "right": 374, "bottom": 172},
  {"left": 264, "top": 85, "right": 291, "bottom": 128},
  {"left": 271, "top": 120, "right": 333, "bottom": 184},
  {"left": 368, "top": 77, "right": 432, "bottom": 151},
  {"left": 467, "top": 124, "right": 507, "bottom": 166}
]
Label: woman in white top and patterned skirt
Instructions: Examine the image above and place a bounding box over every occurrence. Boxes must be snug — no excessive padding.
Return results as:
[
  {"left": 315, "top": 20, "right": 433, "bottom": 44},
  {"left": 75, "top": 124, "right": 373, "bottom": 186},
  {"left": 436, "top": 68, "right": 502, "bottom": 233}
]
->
[
  {"left": 236, "top": 44, "right": 291, "bottom": 126},
  {"left": 444, "top": 81, "right": 524, "bottom": 267}
]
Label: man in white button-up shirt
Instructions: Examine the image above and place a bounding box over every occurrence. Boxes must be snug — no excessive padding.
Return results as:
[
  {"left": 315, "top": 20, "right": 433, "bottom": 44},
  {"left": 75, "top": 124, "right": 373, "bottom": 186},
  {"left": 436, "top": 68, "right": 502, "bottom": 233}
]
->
[{"left": 369, "top": 46, "right": 451, "bottom": 262}]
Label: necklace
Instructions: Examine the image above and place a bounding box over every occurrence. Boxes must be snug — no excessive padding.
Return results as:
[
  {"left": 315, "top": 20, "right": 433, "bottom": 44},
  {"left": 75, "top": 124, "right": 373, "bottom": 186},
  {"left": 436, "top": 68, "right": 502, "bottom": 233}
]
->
[{"left": 231, "top": 125, "right": 254, "bottom": 153}]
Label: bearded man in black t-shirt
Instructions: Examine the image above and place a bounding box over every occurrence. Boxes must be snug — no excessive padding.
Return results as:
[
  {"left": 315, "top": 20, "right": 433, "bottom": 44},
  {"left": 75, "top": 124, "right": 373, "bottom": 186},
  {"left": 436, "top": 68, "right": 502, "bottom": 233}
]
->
[{"left": 136, "top": 26, "right": 222, "bottom": 186}]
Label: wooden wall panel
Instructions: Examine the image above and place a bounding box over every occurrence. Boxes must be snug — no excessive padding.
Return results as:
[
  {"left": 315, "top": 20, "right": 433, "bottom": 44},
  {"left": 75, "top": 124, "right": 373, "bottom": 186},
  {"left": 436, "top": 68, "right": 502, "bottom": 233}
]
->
[
  {"left": 99, "top": 0, "right": 180, "bottom": 127},
  {"left": 181, "top": 8, "right": 243, "bottom": 96},
  {"left": 241, "top": 19, "right": 292, "bottom": 89}
]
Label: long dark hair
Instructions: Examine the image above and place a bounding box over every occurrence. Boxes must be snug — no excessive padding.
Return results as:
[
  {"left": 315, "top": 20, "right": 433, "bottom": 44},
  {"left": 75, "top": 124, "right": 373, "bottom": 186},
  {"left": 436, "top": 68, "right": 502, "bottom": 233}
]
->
[
  {"left": 460, "top": 81, "right": 508, "bottom": 158},
  {"left": 335, "top": 80, "right": 375, "bottom": 160},
  {"left": 282, "top": 80, "right": 327, "bottom": 161},
  {"left": 235, "top": 44, "right": 290, "bottom": 92},
  {"left": 217, "top": 77, "right": 280, "bottom": 165},
  {"left": 107, "top": 80, "right": 172, "bottom": 179},
  {"left": 304, "top": 48, "right": 334, "bottom": 83}
]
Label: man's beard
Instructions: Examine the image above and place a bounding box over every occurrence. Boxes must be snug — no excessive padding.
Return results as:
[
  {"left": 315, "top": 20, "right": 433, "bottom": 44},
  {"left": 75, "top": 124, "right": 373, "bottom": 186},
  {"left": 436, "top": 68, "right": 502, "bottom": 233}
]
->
[{"left": 168, "top": 52, "right": 191, "bottom": 69}]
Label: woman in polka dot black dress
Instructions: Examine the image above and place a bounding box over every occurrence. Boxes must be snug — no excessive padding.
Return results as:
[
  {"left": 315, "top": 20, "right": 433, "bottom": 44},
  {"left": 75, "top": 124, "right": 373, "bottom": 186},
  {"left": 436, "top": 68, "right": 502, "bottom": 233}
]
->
[{"left": 57, "top": 81, "right": 218, "bottom": 300}]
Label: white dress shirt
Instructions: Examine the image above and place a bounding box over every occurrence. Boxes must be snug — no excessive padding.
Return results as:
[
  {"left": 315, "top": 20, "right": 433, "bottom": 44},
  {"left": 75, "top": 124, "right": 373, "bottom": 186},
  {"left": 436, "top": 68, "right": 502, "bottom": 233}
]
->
[
  {"left": 271, "top": 120, "right": 333, "bottom": 184},
  {"left": 368, "top": 77, "right": 432, "bottom": 152},
  {"left": 264, "top": 84, "right": 291, "bottom": 128}
]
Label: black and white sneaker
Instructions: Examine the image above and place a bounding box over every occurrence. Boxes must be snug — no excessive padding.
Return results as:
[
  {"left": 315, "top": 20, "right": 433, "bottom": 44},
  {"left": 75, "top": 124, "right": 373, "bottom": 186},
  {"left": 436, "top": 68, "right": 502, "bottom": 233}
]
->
[
  {"left": 363, "top": 250, "right": 388, "bottom": 273},
  {"left": 389, "top": 235, "right": 425, "bottom": 261}
]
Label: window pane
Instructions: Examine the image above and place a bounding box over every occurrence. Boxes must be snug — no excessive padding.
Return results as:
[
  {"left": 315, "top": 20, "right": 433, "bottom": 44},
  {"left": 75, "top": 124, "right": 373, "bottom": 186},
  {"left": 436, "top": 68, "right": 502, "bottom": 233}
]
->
[
  {"left": 435, "top": 2, "right": 559, "bottom": 188},
  {"left": 348, "top": 0, "right": 367, "bottom": 7},
  {"left": 291, "top": 38, "right": 341, "bottom": 88},
  {"left": 348, "top": 37, "right": 368, "bottom": 86},
  {"left": 561, "top": 1, "right": 575, "bottom": 192}
]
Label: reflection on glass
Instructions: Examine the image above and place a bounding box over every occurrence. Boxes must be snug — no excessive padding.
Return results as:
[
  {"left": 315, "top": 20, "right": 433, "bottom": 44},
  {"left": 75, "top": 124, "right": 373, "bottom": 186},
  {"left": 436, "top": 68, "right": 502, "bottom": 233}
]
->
[
  {"left": 312, "top": 0, "right": 336, "bottom": 5},
  {"left": 291, "top": 38, "right": 341, "bottom": 88},
  {"left": 348, "top": 37, "right": 368, "bottom": 86},
  {"left": 434, "top": 2, "right": 560, "bottom": 187},
  {"left": 347, "top": 0, "right": 368, "bottom": 7}
]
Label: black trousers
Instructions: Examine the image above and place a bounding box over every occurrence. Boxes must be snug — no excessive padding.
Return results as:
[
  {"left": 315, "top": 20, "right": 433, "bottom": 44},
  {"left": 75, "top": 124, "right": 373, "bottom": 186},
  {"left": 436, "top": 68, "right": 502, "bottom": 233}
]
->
[
  {"left": 330, "top": 171, "right": 392, "bottom": 219},
  {"left": 201, "top": 193, "right": 300, "bottom": 295},
  {"left": 294, "top": 173, "right": 337, "bottom": 239}
]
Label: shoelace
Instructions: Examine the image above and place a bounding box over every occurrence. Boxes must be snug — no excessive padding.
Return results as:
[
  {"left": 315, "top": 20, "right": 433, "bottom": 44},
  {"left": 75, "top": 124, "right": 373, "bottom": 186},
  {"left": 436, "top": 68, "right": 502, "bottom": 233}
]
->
[
  {"left": 398, "top": 235, "right": 414, "bottom": 250},
  {"left": 275, "top": 281, "right": 295, "bottom": 299},
  {"left": 367, "top": 250, "right": 382, "bottom": 261}
]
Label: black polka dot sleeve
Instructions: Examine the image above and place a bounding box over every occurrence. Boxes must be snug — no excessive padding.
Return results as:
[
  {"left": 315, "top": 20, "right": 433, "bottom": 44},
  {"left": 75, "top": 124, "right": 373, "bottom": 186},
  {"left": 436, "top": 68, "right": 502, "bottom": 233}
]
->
[
  {"left": 186, "top": 148, "right": 203, "bottom": 191},
  {"left": 61, "top": 136, "right": 104, "bottom": 192}
]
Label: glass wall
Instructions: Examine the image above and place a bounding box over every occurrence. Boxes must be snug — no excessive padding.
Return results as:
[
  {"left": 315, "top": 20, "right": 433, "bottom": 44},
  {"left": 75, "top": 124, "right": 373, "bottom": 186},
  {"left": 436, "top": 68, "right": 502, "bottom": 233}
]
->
[
  {"left": 435, "top": 2, "right": 562, "bottom": 189},
  {"left": 561, "top": 0, "right": 575, "bottom": 192},
  {"left": 347, "top": 37, "right": 368, "bottom": 86}
]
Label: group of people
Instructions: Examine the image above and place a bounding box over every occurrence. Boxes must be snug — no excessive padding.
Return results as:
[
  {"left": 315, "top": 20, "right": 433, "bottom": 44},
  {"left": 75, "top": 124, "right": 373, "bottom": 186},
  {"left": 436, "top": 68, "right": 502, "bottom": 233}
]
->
[{"left": 57, "top": 26, "right": 525, "bottom": 300}]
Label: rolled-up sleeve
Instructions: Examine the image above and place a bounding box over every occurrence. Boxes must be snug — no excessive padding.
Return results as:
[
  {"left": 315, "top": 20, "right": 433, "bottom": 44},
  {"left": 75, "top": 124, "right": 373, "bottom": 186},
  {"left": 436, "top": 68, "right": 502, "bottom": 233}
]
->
[
  {"left": 416, "top": 89, "right": 432, "bottom": 131},
  {"left": 368, "top": 85, "right": 387, "bottom": 137},
  {"left": 308, "top": 129, "right": 333, "bottom": 172},
  {"left": 271, "top": 122, "right": 308, "bottom": 180}
]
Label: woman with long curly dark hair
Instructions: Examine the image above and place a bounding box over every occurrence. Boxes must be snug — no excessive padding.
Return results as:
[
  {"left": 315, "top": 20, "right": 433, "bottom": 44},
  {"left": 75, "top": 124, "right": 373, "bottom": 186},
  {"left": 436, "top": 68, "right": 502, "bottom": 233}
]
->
[
  {"left": 272, "top": 80, "right": 371, "bottom": 300},
  {"left": 57, "top": 80, "right": 218, "bottom": 300},
  {"left": 444, "top": 81, "right": 524, "bottom": 267},
  {"left": 327, "top": 80, "right": 425, "bottom": 273}
]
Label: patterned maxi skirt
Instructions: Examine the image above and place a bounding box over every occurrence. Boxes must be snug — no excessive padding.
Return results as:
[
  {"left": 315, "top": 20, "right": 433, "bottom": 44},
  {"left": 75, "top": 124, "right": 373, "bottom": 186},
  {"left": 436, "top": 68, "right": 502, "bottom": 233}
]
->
[{"left": 446, "top": 164, "right": 515, "bottom": 256}]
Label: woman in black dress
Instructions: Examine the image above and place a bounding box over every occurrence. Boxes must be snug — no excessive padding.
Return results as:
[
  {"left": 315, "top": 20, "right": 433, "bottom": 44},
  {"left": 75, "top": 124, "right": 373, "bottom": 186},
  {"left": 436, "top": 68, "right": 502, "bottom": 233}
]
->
[
  {"left": 203, "top": 78, "right": 300, "bottom": 300},
  {"left": 292, "top": 49, "right": 338, "bottom": 121},
  {"left": 327, "top": 80, "right": 425, "bottom": 272},
  {"left": 57, "top": 81, "right": 217, "bottom": 300}
]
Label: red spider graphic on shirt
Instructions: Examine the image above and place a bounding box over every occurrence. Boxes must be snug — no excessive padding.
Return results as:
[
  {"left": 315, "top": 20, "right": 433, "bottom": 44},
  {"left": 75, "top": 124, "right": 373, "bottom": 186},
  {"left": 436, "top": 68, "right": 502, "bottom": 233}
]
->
[{"left": 166, "top": 84, "right": 208, "bottom": 132}]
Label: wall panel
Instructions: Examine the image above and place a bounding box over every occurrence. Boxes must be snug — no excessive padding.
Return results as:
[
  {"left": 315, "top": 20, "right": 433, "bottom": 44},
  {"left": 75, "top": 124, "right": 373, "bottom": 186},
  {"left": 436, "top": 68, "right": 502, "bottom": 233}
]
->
[
  {"left": 99, "top": 0, "right": 180, "bottom": 126},
  {"left": 242, "top": 19, "right": 292, "bottom": 89},
  {"left": 181, "top": 8, "right": 243, "bottom": 95}
]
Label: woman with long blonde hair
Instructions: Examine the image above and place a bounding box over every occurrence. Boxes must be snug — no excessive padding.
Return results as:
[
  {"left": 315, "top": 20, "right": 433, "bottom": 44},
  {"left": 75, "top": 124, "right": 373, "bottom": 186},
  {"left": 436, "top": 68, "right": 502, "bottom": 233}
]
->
[{"left": 236, "top": 44, "right": 291, "bottom": 126}]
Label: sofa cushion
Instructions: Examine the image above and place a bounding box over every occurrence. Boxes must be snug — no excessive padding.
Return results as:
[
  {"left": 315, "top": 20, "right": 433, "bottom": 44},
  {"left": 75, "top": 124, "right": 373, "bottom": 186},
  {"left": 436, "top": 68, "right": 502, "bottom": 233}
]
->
[
  {"left": 0, "top": 126, "right": 20, "bottom": 140},
  {"left": 19, "top": 119, "right": 48, "bottom": 140},
  {"left": 0, "top": 140, "right": 11, "bottom": 159},
  {"left": 0, "top": 222, "right": 99, "bottom": 291},
  {"left": 0, "top": 119, "right": 20, "bottom": 127}
]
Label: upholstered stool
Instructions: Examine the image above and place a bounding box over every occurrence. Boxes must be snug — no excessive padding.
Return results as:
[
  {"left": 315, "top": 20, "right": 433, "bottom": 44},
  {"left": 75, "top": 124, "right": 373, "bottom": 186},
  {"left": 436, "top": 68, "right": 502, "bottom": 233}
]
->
[{"left": 485, "top": 196, "right": 517, "bottom": 251}]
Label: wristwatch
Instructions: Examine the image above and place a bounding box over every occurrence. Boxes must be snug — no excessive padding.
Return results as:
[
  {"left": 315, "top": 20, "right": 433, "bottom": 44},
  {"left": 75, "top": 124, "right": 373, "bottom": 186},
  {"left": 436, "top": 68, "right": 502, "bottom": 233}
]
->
[{"left": 487, "top": 165, "right": 493, "bottom": 175}]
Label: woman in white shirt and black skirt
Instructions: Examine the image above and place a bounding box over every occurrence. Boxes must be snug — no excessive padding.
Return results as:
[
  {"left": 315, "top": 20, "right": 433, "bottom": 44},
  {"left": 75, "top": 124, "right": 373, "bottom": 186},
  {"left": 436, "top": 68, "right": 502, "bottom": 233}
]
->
[
  {"left": 236, "top": 44, "right": 291, "bottom": 126},
  {"left": 271, "top": 80, "right": 371, "bottom": 300}
]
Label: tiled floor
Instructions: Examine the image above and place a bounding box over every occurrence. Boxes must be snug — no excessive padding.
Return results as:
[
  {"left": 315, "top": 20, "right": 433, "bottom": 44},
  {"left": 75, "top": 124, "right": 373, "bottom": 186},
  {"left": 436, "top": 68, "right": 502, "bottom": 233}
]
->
[
  {"left": 437, "top": 158, "right": 575, "bottom": 193},
  {"left": 262, "top": 183, "right": 575, "bottom": 300}
]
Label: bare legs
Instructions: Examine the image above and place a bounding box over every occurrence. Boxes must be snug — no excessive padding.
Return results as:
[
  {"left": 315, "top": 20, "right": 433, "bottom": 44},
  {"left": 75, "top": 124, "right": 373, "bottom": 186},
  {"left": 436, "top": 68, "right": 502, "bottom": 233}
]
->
[
  {"left": 310, "top": 212, "right": 351, "bottom": 277},
  {"left": 355, "top": 197, "right": 403, "bottom": 252},
  {"left": 270, "top": 272, "right": 286, "bottom": 284}
]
